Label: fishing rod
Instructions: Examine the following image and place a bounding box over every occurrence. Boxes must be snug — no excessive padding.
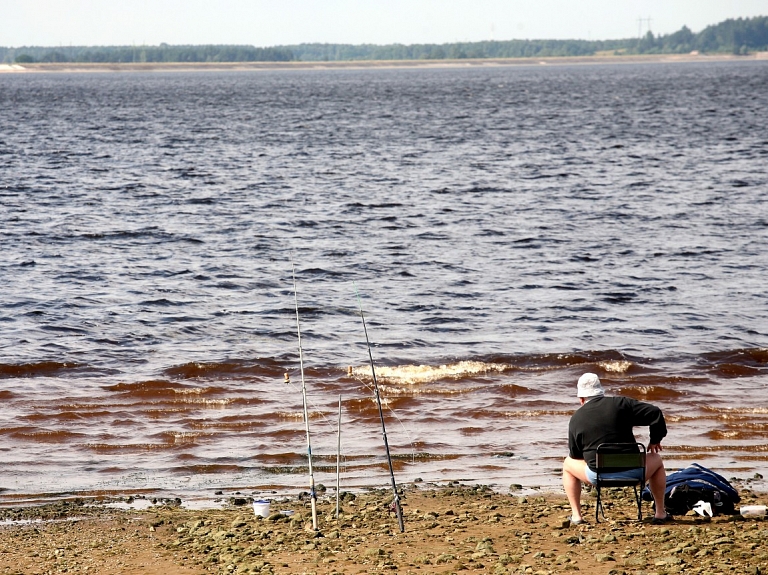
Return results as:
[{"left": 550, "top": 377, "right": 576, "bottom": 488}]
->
[
  {"left": 292, "top": 261, "right": 318, "bottom": 531},
  {"left": 354, "top": 283, "right": 405, "bottom": 533},
  {"left": 336, "top": 394, "right": 342, "bottom": 519}
]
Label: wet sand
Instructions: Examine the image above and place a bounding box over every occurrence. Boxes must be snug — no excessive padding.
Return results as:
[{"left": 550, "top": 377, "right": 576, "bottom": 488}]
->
[
  {"left": 1, "top": 481, "right": 766, "bottom": 574},
  {"left": 1, "top": 52, "right": 765, "bottom": 73}
]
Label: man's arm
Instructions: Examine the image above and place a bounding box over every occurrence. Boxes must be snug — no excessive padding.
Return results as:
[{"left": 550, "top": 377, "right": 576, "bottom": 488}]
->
[{"left": 624, "top": 397, "right": 667, "bottom": 444}]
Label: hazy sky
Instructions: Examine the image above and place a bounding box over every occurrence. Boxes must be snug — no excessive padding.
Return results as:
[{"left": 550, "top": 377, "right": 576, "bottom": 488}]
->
[{"left": 2, "top": 0, "right": 766, "bottom": 47}]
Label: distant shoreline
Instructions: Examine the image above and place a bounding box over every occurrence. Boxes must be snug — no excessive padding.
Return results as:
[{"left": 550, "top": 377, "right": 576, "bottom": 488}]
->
[{"left": 2, "top": 52, "right": 767, "bottom": 73}]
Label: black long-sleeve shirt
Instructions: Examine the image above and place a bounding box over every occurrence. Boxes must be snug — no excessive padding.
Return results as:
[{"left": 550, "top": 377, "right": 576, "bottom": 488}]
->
[{"left": 568, "top": 395, "right": 667, "bottom": 470}]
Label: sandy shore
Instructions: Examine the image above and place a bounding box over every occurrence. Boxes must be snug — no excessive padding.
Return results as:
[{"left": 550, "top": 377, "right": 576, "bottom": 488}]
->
[
  {"left": 1, "top": 53, "right": 766, "bottom": 74},
  {"left": 1, "top": 481, "right": 766, "bottom": 575}
]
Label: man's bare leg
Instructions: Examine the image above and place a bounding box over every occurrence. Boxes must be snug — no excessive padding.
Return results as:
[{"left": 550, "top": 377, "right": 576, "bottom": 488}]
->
[
  {"left": 645, "top": 453, "right": 667, "bottom": 519},
  {"left": 563, "top": 456, "right": 591, "bottom": 522}
]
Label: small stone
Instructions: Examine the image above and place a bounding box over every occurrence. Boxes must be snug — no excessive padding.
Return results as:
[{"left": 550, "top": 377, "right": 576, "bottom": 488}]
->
[
  {"left": 596, "top": 554, "right": 616, "bottom": 562},
  {"left": 655, "top": 556, "right": 683, "bottom": 566},
  {"left": 364, "top": 548, "right": 385, "bottom": 557}
]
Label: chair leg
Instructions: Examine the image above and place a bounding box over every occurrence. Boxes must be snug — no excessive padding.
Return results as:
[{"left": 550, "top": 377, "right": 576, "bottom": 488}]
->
[
  {"left": 595, "top": 487, "right": 605, "bottom": 523},
  {"left": 595, "top": 486, "right": 602, "bottom": 523},
  {"left": 596, "top": 485, "right": 644, "bottom": 522},
  {"left": 633, "top": 486, "right": 643, "bottom": 521}
]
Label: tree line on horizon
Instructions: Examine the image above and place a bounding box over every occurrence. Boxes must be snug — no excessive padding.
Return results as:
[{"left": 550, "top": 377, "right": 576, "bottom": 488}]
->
[{"left": 2, "top": 16, "right": 766, "bottom": 65}]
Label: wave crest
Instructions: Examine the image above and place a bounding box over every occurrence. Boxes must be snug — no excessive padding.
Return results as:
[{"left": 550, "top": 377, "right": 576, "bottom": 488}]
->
[{"left": 348, "top": 360, "right": 510, "bottom": 384}]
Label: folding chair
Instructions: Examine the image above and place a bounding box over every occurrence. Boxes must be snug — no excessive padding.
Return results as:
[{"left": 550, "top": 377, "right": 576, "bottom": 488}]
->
[{"left": 595, "top": 442, "right": 646, "bottom": 522}]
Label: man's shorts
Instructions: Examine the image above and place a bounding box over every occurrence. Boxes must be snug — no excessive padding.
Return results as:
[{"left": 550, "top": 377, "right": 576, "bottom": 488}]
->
[{"left": 585, "top": 467, "right": 644, "bottom": 485}]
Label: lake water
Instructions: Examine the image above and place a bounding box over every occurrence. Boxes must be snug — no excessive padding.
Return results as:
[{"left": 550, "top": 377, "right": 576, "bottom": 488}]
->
[{"left": 1, "top": 60, "right": 767, "bottom": 503}]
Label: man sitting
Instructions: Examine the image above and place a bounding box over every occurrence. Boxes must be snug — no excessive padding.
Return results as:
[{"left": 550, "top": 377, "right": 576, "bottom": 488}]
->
[{"left": 563, "top": 372, "right": 669, "bottom": 524}]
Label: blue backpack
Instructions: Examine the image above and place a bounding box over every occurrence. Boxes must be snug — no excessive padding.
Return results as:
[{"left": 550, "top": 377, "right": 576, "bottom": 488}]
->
[{"left": 642, "top": 463, "right": 740, "bottom": 516}]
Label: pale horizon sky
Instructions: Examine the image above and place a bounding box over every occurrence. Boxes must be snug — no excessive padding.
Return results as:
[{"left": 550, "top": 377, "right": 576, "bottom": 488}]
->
[{"left": 1, "top": 0, "right": 766, "bottom": 48}]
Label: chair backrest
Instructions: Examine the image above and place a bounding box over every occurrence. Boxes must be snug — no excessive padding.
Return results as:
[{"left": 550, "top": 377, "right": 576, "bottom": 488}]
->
[
  {"left": 594, "top": 442, "right": 647, "bottom": 522},
  {"left": 595, "top": 443, "right": 646, "bottom": 475}
]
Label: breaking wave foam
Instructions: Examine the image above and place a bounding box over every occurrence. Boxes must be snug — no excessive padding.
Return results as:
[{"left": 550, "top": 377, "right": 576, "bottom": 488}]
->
[{"left": 348, "top": 360, "right": 510, "bottom": 384}]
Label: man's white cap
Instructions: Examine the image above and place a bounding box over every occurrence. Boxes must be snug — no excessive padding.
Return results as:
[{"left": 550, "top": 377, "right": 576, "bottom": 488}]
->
[{"left": 577, "top": 373, "right": 605, "bottom": 398}]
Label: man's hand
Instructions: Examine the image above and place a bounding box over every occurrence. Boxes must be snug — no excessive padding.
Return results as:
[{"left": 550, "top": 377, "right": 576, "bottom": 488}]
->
[{"left": 647, "top": 443, "right": 663, "bottom": 454}]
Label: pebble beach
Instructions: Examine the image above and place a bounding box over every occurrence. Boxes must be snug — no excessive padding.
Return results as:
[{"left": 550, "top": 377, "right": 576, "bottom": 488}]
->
[{"left": 1, "top": 480, "right": 766, "bottom": 575}]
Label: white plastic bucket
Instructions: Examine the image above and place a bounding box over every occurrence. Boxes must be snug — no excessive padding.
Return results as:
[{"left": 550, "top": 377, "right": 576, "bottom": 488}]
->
[
  {"left": 253, "top": 499, "right": 271, "bottom": 518},
  {"left": 740, "top": 505, "right": 767, "bottom": 517}
]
